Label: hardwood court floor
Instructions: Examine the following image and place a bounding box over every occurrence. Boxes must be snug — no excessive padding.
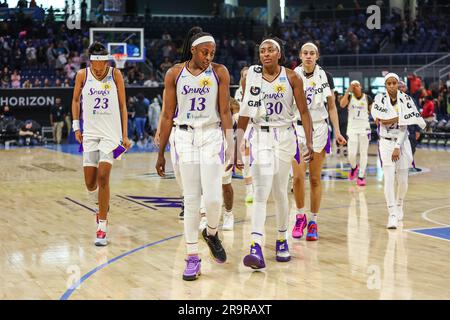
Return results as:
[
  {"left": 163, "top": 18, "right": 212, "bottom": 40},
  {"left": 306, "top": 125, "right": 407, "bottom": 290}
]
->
[{"left": 1, "top": 144, "right": 450, "bottom": 300}]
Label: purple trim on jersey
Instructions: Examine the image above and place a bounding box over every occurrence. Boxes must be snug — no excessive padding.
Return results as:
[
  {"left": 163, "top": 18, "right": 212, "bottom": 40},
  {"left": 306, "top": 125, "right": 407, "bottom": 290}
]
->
[
  {"left": 292, "top": 123, "right": 301, "bottom": 164},
  {"left": 251, "top": 232, "right": 263, "bottom": 236},
  {"left": 212, "top": 66, "right": 220, "bottom": 85},
  {"left": 175, "top": 65, "right": 185, "bottom": 86},
  {"left": 111, "top": 67, "right": 116, "bottom": 83},
  {"left": 219, "top": 139, "right": 225, "bottom": 164},
  {"left": 248, "top": 127, "right": 255, "bottom": 165},
  {"left": 325, "top": 128, "right": 331, "bottom": 154}
]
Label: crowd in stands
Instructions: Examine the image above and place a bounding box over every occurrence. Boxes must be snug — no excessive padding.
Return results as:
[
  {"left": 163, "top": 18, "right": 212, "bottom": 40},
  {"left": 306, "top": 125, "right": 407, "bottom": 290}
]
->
[{"left": 1, "top": 3, "right": 449, "bottom": 87}]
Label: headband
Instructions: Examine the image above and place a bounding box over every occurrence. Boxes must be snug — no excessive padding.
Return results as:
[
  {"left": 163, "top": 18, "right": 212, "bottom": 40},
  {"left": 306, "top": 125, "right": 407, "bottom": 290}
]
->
[
  {"left": 301, "top": 42, "right": 319, "bottom": 53},
  {"left": 191, "top": 36, "right": 215, "bottom": 47},
  {"left": 260, "top": 39, "right": 281, "bottom": 52},
  {"left": 384, "top": 72, "right": 399, "bottom": 83},
  {"left": 90, "top": 54, "right": 109, "bottom": 61}
]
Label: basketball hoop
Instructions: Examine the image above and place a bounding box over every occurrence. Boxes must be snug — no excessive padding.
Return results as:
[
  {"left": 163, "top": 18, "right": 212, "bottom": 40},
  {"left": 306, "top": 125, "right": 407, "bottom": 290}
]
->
[{"left": 112, "top": 53, "right": 127, "bottom": 69}]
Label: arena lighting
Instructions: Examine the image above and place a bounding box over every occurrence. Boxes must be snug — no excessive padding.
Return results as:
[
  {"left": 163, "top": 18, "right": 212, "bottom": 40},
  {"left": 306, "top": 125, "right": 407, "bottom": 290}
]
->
[{"left": 280, "top": 0, "right": 285, "bottom": 22}]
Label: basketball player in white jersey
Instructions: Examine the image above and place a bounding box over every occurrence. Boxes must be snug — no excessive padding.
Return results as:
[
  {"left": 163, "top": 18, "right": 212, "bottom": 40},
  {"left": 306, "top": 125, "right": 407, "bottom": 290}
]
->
[
  {"left": 340, "top": 80, "right": 372, "bottom": 186},
  {"left": 155, "top": 27, "right": 234, "bottom": 281},
  {"left": 291, "top": 42, "right": 347, "bottom": 241},
  {"left": 236, "top": 37, "right": 313, "bottom": 269},
  {"left": 371, "top": 73, "right": 422, "bottom": 229},
  {"left": 235, "top": 66, "right": 254, "bottom": 203},
  {"left": 71, "top": 42, "right": 131, "bottom": 246}
]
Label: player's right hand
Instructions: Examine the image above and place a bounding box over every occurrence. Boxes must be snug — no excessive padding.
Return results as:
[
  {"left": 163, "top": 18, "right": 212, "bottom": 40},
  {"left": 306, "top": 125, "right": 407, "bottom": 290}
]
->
[
  {"left": 75, "top": 130, "right": 83, "bottom": 144},
  {"left": 156, "top": 155, "right": 166, "bottom": 177}
]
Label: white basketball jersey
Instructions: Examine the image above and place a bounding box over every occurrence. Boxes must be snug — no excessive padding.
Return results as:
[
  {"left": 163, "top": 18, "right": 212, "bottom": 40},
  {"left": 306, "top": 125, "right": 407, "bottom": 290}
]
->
[
  {"left": 379, "top": 99, "right": 400, "bottom": 139},
  {"left": 175, "top": 63, "right": 220, "bottom": 128},
  {"left": 81, "top": 67, "right": 122, "bottom": 144},
  {"left": 252, "top": 67, "right": 295, "bottom": 127},
  {"left": 294, "top": 65, "right": 331, "bottom": 122},
  {"left": 347, "top": 93, "right": 370, "bottom": 133}
]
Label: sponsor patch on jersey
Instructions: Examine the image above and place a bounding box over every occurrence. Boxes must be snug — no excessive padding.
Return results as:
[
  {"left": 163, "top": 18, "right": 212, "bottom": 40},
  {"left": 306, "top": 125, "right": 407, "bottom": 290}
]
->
[
  {"left": 199, "top": 77, "right": 212, "bottom": 88},
  {"left": 279, "top": 76, "right": 287, "bottom": 82},
  {"left": 250, "top": 86, "right": 261, "bottom": 95},
  {"left": 274, "top": 83, "right": 286, "bottom": 93}
]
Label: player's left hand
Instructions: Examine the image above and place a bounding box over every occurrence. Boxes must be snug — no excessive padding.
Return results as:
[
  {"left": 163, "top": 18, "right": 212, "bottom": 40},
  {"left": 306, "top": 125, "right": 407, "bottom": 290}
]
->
[
  {"left": 336, "top": 133, "right": 347, "bottom": 145},
  {"left": 122, "top": 137, "right": 132, "bottom": 150}
]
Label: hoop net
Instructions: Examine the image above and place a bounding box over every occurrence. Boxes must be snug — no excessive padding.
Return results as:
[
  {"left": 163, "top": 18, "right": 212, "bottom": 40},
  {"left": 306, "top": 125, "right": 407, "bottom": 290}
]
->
[{"left": 112, "top": 53, "right": 127, "bottom": 69}]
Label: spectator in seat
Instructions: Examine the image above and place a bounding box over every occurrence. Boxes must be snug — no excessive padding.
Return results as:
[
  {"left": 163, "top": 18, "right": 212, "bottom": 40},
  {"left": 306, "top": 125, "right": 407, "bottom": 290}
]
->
[
  {"left": 143, "top": 75, "right": 158, "bottom": 87},
  {"left": 18, "top": 120, "right": 41, "bottom": 146},
  {"left": 33, "top": 78, "right": 41, "bottom": 87},
  {"left": 421, "top": 95, "right": 436, "bottom": 132},
  {"left": 10, "top": 69, "right": 20, "bottom": 89},
  {"left": 23, "top": 79, "right": 32, "bottom": 88},
  {"left": 160, "top": 57, "right": 173, "bottom": 76}
]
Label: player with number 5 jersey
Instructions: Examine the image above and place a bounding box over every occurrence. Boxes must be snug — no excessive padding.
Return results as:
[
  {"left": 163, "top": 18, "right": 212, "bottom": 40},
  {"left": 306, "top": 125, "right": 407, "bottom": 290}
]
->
[{"left": 291, "top": 42, "right": 347, "bottom": 242}]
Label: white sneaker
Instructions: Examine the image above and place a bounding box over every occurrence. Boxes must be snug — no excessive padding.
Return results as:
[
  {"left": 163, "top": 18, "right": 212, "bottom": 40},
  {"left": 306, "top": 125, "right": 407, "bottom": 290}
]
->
[
  {"left": 386, "top": 214, "right": 398, "bottom": 229},
  {"left": 199, "top": 216, "right": 208, "bottom": 231},
  {"left": 397, "top": 206, "right": 404, "bottom": 221},
  {"left": 222, "top": 213, "right": 234, "bottom": 231}
]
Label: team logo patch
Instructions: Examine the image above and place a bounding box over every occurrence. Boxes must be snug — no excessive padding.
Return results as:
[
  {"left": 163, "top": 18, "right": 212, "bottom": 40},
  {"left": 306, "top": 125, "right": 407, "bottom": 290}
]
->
[
  {"left": 309, "top": 80, "right": 315, "bottom": 87},
  {"left": 102, "top": 82, "right": 112, "bottom": 90},
  {"left": 253, "top": 66, "right": 263, "bottom": 73},
  {"left": 250, "top": 86, "right": 261, "bottom": 95},
  {"left": 199, "top": 77, "right": 212, "bottom": 88},
  {"left": 274, "top": 83, "right": 286, "bottom": 93}
]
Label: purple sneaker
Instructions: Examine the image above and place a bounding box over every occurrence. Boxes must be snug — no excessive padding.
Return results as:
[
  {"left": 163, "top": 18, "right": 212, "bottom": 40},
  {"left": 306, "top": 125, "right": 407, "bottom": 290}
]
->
[
  {"left": 276, "top": 240, "right": 291, "bottom": 262},
  {"left": 243, "top": 242, "right": 266, "bottom": 269},
  {"left": 182, "top": 255, "right": 201, "bottom": 281}
]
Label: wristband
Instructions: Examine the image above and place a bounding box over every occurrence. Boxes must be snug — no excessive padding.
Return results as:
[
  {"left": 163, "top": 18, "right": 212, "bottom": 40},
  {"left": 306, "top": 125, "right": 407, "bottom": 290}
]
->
[{"left": 72, "top": 120, "right": 80, "bottom": 132}]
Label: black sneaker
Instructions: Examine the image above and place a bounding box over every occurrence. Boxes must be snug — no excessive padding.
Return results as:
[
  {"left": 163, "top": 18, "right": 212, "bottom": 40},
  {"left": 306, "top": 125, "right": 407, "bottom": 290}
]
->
[{"left": 201, "top": 228, "right": 227, "bottom": 264}]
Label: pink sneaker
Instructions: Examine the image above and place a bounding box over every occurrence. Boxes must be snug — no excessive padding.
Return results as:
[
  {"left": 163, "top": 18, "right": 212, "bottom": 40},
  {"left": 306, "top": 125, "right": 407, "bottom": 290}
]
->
[
  {"left": 357, "top": 177, "right": 366, "bottom": 186},
  {"left": 349, "top": 165, "right": 359, "bottom": 181},
  {"left": 292, "top": 214, "right": 308, "bottom": 239}
]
